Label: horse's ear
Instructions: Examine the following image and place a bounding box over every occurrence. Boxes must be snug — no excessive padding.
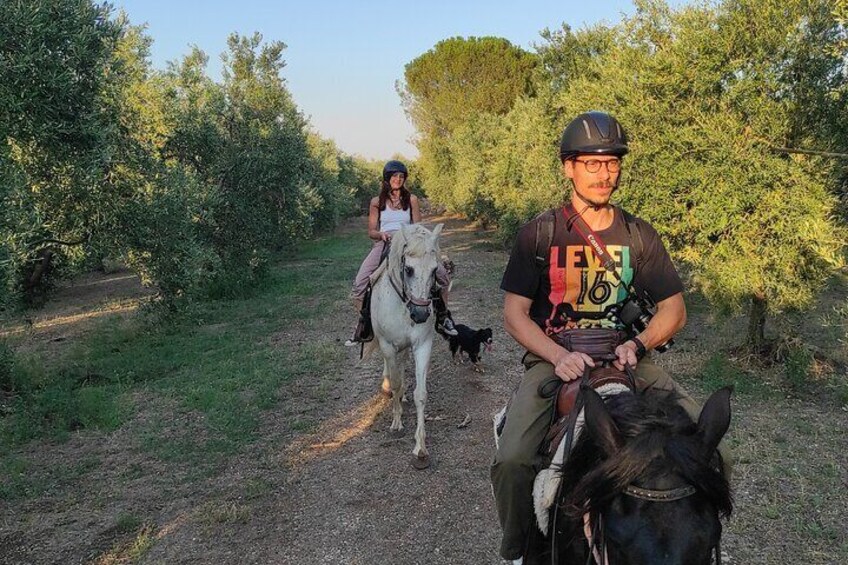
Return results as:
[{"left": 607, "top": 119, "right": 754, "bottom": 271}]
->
[
  {"left": 696, "top": 386, "right": 732, "bottom": 456},
  {"left": 583, "top": 387, "right": 623, "bottom": 456},
  {"left": 431, "top": 223, "right": 444, "bottom": 238}
]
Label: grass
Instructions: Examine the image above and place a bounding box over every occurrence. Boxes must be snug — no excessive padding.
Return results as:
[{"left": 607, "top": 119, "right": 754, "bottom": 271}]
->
[
  {"left": 0, "top": 227, "right": 367, "bottom": 497},
  {"left": 0, "top": 452, "right": 101, "bottom": 499},
  {"left": 696, "top": 353, "right": 776, "bottom": 398},
  {"left": 92, "top": 523, "right": 156, "bottom": 565},
  {"left": 196, "top": 500, "right": 251, "bottom": 529}
]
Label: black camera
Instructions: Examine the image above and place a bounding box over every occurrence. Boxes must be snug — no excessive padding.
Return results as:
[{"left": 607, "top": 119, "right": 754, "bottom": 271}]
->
[{"left": 612, "top": 291, "right": 674, "bottom": 352}]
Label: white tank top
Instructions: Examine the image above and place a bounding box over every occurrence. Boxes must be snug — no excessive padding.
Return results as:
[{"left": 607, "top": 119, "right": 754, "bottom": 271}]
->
[{"left": 380, "top": 206, "right": 412, "bottom": 233}]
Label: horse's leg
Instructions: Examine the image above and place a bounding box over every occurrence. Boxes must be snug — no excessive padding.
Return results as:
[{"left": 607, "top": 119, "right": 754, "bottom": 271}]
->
[
  {"left": 411, "top": 339, "right": 433, "bottom": 469},
  {"left": 383, "top": 351, "right": 404, "bottom": 432},
  {"left": 398, "top": 349, "right": 409, "bottom": 403},
  {"left": 381, "top": 358, "right": 391, "bottom": 396}
]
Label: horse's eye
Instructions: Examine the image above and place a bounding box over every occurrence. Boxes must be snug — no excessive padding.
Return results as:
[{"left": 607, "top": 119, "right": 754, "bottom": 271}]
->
[{"left": 405, "top": 266, "right": 414, "bottom": 277}]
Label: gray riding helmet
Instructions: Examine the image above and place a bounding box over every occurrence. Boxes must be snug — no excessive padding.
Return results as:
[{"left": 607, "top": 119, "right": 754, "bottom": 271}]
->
[
  {"left": 383, "top": 160, "right": 408, "bottom": 182},
  {"left": 559, "top": 111, "right": 629, "bottom": 162}
]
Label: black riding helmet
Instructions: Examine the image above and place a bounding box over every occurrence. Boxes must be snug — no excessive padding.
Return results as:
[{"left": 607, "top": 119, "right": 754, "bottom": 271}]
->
[
  {"left": 383, "top": 160, "right": 408, "bottom": 182},
  {"left": 559, "top": 111, "right": 629, "bottom": 162}
]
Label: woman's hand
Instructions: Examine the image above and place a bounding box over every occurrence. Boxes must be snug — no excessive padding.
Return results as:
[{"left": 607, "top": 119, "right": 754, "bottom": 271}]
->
[{"left": 380, "top": 232, "right": 392, "bottom": 242}]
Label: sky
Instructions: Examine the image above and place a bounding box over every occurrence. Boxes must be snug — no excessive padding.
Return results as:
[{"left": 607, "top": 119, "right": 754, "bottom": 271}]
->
[{"left": 114, "top": 1, "right": 652, "bottom": 161}]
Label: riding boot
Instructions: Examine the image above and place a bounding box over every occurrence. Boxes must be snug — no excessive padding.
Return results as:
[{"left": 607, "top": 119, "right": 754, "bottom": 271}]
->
[
  {"left": 345, "top": 291, "right": 374, "bottom": 346},
  {"left": 438, "top": 309, "right": 458, "bottom": 336},
  {"left": 433, "top": 288, "right": 458, "bottom": 337}
]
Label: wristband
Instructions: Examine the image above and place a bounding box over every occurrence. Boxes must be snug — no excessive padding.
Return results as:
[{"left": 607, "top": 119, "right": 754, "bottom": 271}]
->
[{"left": 631, "top": 337, "right": 647, "bottom": 360}]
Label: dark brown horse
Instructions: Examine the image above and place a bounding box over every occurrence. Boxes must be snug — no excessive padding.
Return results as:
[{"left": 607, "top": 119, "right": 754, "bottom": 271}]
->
[{"left": 538, "top": 386, "right": 733, "bottom": 565}]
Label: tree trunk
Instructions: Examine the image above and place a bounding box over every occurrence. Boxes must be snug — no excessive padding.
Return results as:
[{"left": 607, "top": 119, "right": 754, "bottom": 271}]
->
[
  {"left": 24, "top": 249, "right": 54, "bottom": 292},
  {"left": 747, "top": 294, "right": 768, "bottom": 351}
]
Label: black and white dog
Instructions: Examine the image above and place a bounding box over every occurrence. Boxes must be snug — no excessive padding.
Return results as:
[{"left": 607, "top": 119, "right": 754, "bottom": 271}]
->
[{"left": 446, "top": 324, "right": 493, "bottom": 372}]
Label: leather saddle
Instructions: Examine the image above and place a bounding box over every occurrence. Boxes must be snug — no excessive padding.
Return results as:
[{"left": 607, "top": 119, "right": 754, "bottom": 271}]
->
[{"left": 539, "top": 329, "right": 635, "bottom": 455}]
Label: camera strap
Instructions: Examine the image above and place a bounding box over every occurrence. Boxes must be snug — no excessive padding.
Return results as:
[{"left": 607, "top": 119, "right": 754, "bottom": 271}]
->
[{"left": 563, "top": 203, "right": 637, "bottom": 295}]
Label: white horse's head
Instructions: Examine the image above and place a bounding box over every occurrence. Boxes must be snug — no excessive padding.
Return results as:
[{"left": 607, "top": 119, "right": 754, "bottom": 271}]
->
[{"left": 387, "top": 223, "right": 444, "bottom": 324}]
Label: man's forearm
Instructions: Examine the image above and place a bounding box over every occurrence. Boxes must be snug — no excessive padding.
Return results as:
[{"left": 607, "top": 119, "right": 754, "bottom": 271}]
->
[{"left": 634, "top": 295, "right": 686, "bottom": 350}]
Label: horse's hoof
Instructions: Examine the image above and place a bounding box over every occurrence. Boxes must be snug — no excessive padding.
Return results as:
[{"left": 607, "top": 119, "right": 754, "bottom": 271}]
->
[
  {"left": 411, "top": 453, "right": 430, "bottom": 470},
  {"left": 380, "top": 387, "right": 393, "bottom": 398},
  {"left": 390, "top": 428, "right": 404, "bottom": 438}
]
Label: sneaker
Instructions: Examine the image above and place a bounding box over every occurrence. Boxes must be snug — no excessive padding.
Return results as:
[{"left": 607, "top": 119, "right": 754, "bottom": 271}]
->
[
  {"left": 344, "top": 338, "right": 359, "bottom": 347},
  {"left": 440, "top": 317, "right": 458, "bottom": 336}
]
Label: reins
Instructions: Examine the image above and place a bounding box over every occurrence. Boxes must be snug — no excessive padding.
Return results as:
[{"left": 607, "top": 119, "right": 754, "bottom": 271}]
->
[{"left": 549, "top": 361, "right": 721, "bottom": 565}]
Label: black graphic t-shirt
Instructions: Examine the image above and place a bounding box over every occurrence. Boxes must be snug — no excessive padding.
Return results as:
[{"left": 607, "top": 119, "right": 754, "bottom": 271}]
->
[{"left": 500, "top": 207, "right": 683, "bottom": 336}]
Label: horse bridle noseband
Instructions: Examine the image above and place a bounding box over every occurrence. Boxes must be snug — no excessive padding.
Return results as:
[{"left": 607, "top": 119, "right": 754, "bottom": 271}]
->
[
  {"left": 387, "top": 243, "right": 432, "bottom": 311},
  {"left": 624, "top": 484, "right": 696, "bottom": 501}
]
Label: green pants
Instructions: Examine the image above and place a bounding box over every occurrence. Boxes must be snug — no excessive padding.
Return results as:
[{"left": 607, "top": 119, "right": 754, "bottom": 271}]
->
[{"left": 490, "top": 352, "right": 733, "bottom": 560}]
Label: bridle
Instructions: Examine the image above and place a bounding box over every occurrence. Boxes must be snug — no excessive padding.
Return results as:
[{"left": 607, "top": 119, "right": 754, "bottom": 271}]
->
[
  {"left": 550, "top": 364, "right": 722, "bottom": 565},
  {"left": 579, "top": 483, "right": 722, "bottom": 565},
  {"left": 386, "top": 243, "right": 432, "bottom": 315}
]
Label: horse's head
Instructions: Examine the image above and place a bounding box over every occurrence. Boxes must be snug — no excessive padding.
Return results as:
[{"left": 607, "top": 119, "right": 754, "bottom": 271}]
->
[
  {"left": 560, "top": 387, "right": 733, "bottom": 565},
  {"left": 388, "top": 223, "right": 444, "bottom": 324}
]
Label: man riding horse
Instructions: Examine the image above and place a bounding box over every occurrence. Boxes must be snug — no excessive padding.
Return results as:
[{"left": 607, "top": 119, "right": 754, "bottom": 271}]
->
[{"left": 491, "top": 111, "right": 732, "bottom": 563}]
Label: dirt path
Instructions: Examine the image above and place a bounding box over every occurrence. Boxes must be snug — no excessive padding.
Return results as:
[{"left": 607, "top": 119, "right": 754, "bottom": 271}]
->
[
  {"left": 269, "top": 216, "right": 515, "bottom": 565},
  {"left": 134, "top": 215, "right": 520, "bottom": 564},
  {"left": 2, "top": 214, "right": 846, "bottom": 564}
]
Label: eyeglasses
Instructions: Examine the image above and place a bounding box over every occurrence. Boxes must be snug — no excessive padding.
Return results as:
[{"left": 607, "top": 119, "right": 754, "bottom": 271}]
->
[{"left": 572, "top": 158, "right": 621, "bottom": 173}]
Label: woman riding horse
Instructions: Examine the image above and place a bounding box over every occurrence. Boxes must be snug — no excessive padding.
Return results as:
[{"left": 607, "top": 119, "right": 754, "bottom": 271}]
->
[{"left": 345, "top": 160, "right": 456, "bottom": 346}]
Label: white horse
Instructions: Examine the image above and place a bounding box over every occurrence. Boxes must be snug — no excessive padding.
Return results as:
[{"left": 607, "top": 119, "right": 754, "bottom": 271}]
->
[{"left": 369, "top": 223, "right": 443, "bottom": 469}]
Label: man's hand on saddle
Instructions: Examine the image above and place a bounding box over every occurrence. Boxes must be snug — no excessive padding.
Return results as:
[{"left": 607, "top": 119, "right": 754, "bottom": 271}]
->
[
  {"left": 613, "top": 340, "right": 639, "bottom": 371},
  {"left": 553, "top": 349, "right": 595, "bottom": 382},
  {"left": 380, "top": 232, "right": 392, "bottom": 242}
]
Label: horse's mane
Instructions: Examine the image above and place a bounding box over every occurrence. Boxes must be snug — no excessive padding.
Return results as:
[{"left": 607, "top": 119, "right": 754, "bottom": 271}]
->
[
  {"left": 559, "top": 390, "right": 733, "bottom": 519},
  {"left": 387, "top": 225, "right": 440, "bottom": 276}
]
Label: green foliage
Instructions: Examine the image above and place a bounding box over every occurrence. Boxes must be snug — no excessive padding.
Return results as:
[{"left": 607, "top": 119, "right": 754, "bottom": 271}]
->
[
  {"left": 0, "top": 0, "right": 122, "bottom": 305},
  {"left": 550, "top": 0, "right": 848, "bottom": 325},
  {"left": 0, "top": 3, "right": 374, "bottom": 309},
  {"left": 536, "top": 22, "right": 616, "bottom": 93},
  {"left": 0, "top": 0, "right": 120, "bottom": 148},
  {"left": 408, "top": 0, "right": 848, "bottom": 340},
  {"left": 401, "top": 36, "right": 538, "bottom": 223},
  {"left": 486, "top": 94, "right": 563, "bottom": 237},
  {"left": 784, "top": 346, "right": 813, "bottom": 389},
  {"left": 0, "top": 341, "right": 14, "bottom": 394},
  {"left": 401, "top": 36, "right": 537, "bottom": 136}
]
